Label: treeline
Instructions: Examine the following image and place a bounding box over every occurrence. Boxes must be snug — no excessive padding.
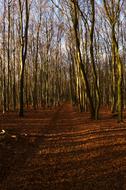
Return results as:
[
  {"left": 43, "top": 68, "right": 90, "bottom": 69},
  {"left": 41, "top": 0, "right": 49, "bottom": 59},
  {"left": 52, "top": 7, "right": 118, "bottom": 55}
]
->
[{"left": 0, "top": 0, "right": 126, "bottom": 122}]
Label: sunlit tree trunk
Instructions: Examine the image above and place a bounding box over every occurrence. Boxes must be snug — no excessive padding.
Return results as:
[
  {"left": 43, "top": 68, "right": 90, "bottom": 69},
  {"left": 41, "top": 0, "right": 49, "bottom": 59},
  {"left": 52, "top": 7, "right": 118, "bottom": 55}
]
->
[
  {"left": 103, "top": 0, "right": 123, "bottom": 122},
  {"left": 90, "top": 0, "right": 100, "bottom": 119},
  {"left": 70, "top": 0, "right": 95, "bottom": 118}
]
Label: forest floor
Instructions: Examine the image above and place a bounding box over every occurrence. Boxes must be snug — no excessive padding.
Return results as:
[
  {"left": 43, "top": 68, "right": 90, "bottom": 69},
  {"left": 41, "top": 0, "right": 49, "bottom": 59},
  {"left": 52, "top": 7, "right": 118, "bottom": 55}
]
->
[{"left": 0, "top": 103, "right": 126, "bottom": 190}]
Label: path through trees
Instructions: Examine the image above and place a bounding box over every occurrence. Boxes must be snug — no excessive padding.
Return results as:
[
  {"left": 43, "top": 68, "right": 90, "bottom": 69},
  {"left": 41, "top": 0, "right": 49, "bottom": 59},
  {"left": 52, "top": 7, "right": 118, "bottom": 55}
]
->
[
  {"left": 0, "top": 0, "right": 126, "bottom": 122},
  {"left": 0, "top": 103, "right": 126, "bottom": 189}
]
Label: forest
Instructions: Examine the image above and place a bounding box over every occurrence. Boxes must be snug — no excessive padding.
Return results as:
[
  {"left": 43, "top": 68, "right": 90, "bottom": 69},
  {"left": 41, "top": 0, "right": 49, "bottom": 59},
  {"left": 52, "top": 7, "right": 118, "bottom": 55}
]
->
[{"left": 0, "top": 0, "right": 126, "bottom": 189}]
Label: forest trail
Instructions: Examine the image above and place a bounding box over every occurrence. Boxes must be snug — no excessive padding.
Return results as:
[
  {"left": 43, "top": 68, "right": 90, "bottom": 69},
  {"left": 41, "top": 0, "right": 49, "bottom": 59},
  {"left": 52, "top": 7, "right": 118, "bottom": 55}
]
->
[{"left": 0, "top": 103, "right": 126, "bottom": 190}]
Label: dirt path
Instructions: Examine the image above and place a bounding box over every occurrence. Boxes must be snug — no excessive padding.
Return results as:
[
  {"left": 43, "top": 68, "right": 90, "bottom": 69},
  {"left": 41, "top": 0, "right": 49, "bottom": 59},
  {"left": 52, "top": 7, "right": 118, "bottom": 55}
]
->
[{"left": 0, "top": 103, "right": 126, "bottom": 190}]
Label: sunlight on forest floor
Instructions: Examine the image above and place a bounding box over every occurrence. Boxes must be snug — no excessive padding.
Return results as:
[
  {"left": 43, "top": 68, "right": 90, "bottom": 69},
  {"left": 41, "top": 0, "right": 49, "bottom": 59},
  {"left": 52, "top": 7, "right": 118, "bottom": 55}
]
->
[{"left": 0, "top": 103, "right": 126, "bottom": 190}]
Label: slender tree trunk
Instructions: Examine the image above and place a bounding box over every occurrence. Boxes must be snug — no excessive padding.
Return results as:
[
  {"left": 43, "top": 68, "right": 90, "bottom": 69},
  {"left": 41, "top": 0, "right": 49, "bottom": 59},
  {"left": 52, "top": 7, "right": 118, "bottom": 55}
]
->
[
  {"left": 71, "top": 0, "right": 95, "bottom": 118},
  {"left": 19, "top": 0, "right": 30, "bottom": 116},
  {"left": 111, "top": 25, "right": 117, "bottom": 113},
  {"left": 2, "top": 0, "right": 7, "bottom": 113},
  {"left": 7, "top": 1, "right": 11, "bottom": 111},
  {"left": 90, "top": 0, "right": 100, "bottom": 119}
]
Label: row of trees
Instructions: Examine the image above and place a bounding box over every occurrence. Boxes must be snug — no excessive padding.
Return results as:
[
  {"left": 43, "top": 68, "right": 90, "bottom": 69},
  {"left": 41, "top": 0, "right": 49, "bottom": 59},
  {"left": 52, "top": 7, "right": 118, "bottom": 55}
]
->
[
  {"left": 62, "top": 0, "right": 125, "bottom": 122},
  {"left": 0, "top": 0, "right": 126, "bottom": 122},
  {"left": 0, "top": 0, "right": 69, "bottom": 116}
]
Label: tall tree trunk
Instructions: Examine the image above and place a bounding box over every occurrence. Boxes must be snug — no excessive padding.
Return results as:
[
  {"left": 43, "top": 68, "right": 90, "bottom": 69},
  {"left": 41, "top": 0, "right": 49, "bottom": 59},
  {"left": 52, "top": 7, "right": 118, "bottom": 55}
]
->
[
  {"left": 90, "top": 0, "right": 100, "bottom": 119},
  {"left": 7, "top": 0, "right": 11, "bottom": 111},
  {"left": 19, "top": 0, "right": 30, "bottom": 116},
  {"left": 103, "top": 0, "right": 123, "bottom": 122},
  {"left": 71, "top": 0, "right": 95, "bottom": 118}
]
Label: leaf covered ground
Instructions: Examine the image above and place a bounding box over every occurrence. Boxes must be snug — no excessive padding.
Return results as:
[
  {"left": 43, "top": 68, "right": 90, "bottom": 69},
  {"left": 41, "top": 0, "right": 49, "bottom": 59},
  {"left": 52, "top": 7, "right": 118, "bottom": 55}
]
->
[{"left": 0, "top": 103, "right": 126, "bottom": 190}]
